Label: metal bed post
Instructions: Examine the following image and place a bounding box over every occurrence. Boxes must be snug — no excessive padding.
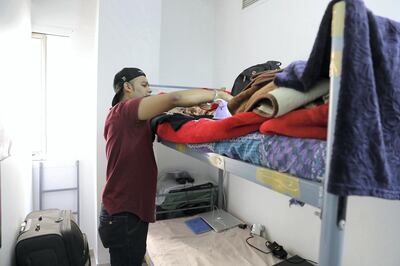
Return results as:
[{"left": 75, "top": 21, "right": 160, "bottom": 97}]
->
[
  {"left": 218, "top": 169, "right": 224, "bottom": 209},
  {"left": 39, "top": 161, "right": 44, "bottom": 210},
  {"left": 76, "top": 160, "right": 80, "bottom": 225},
  {"left": 318, "top": 2, "right": 347, "bottom": 266}
]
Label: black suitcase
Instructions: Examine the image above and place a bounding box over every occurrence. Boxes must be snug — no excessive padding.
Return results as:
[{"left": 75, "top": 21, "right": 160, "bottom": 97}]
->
[{"left": 15, "top": 209, "right": 90, "bottom": 266}]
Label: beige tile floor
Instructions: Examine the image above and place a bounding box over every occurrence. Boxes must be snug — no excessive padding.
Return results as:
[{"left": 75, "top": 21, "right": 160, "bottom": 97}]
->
[{"left": 90, "top": 251, "right": 148, "bottom": 266}]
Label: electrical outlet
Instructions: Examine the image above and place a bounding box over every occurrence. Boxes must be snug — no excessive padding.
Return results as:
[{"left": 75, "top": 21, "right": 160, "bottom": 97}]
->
[{"left": 250, "top": 224, "right": 265, "bottom": 236}]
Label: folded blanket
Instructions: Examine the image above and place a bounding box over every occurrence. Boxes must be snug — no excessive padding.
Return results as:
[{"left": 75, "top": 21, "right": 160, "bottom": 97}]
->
[
  {"left": 238, "top": 81, "right": 277, "bottom": 113},
  {"left": 228, "top": 70, "right": 281, "bottom": 114},
  {"left": 259, "top": 103, "right": 328, "bottom": 140},
  {"left": 254, "top": 80, "right": 329, "bottom": 118},
  {"left": 273, "top": 0, "right": 400, "bottom": 199},
  {"left": 156, "top": 112, "right": 267, "bottom": 143}
]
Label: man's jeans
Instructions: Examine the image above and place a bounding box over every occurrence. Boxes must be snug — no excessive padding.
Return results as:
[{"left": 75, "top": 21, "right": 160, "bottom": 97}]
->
[{"left": 98, "top": 206, "right": 149, "bottom": 266}]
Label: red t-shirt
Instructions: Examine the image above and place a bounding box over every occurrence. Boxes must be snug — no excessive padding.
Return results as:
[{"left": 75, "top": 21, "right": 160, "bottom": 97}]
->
[{"left": 102, "top": 97, "right": 157, "bottom": 222}]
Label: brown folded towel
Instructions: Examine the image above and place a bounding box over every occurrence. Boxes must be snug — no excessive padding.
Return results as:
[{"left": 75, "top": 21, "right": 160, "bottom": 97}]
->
[
  {"left": 242, "top": 82, "right": 278, "bottom": 113},
  {"left": 228, "top": 69, "right": 282, "bottom": 114}
]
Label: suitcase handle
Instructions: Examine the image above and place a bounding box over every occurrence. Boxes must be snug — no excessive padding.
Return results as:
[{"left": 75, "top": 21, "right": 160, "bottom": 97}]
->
[{"left": 20, "top": 219, "right": 32, "bottom": 234}]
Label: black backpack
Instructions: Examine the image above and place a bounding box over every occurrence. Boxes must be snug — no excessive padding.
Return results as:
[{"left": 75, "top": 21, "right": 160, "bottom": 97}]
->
[{"left": 231, "top": 60, "right": 282, "bottom": 96}]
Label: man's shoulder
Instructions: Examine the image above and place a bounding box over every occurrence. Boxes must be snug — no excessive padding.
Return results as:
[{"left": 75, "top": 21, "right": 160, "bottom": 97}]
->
[
  {"left": 113, "top": 97, "right": 143, "bottom": 114},
  {"left": 106, "top": 97, "right": 148, "bottom": 128}
]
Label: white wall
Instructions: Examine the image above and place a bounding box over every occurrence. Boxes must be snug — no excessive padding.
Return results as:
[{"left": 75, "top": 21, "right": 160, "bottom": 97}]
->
[
  {"left": 155, "top": 143, "right": 217, "bottom": 182},
  {"left": 0, "top": 0, "right": 32, "bottom": 265},
  {"left": 155, "top": 0, "right": 218, "bottom": 193},
  {"left": 214, "top": 1, "right": 400, "bottom": 265},
  {"left": 214, "top": 0, "right": 330, "bottom": 88},
  {"left": 68, "top": 0, "right": 98, "bottom": 257},
  {"left": 158, "top": 0, "right": 216, "bottom": 87}
]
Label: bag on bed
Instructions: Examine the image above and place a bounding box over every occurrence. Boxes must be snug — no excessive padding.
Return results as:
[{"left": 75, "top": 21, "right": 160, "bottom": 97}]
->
[{"left": 231, "top": 60, "right": 282, "bottom": 96}]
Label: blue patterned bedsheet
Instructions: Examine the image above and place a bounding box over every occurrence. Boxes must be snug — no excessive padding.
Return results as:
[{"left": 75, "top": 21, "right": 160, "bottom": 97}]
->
[{"left": 187, "top": 133, "right": 326, "bottom": 182}]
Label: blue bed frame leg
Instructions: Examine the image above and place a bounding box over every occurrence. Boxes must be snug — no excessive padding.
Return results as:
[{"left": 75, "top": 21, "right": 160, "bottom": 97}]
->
[
  {"left": 319, "top": 2, "right": 348, "bottom": 265},
  {"left": 218, "top": 169, "right": 224, "bottom": 209},
  {"left": 319, "top": 193, "right": 347, "bottom": 266}
]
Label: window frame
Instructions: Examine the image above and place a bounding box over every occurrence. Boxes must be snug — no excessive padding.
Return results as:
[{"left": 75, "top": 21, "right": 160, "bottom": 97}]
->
[{"left": 31, "top": 32, "right": 47, "bottom": 160}]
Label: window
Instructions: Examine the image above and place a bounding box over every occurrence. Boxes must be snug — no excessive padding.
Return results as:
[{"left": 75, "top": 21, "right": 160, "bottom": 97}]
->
[{"left": 30, "top": 33, "right": 72, "bottom": 159}]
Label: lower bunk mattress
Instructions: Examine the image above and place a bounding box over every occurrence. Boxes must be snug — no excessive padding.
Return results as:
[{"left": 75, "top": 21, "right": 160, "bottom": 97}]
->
[
  {"left": 186, "top": 132, "right": 326, "bottom": 182},
  {"left": 145, "top": 216, "right": 280, "bottom": 266}
]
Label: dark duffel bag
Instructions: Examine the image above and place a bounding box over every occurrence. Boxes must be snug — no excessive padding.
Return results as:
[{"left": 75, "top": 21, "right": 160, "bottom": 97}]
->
[
  {"left": 231, "top": 60, "right": 282, "bottom": 96},
  {"left": 15, "top": 209, "right": 90, "bottom": 266}
]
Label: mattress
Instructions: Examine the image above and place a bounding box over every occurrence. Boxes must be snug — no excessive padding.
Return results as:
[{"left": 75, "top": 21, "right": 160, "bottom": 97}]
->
[
  {"left": 146, "top": 216, "right": 280, "bottom": 266},
  {"left": 187, "top": 132, "right": 326, "bottom": 182}
]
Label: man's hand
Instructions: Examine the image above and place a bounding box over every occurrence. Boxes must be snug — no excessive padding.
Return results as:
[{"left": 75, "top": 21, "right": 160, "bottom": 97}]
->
[{"left": 216, "top": 89, "right": 233, "bottom": 103}]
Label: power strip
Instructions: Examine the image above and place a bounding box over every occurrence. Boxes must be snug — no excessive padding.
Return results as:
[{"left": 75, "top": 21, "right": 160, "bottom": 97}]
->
[
  {"left": 266, "top": 241, "right": 288, "bottom": 260},
  {"left": 272, "top": 255, "right": 315, "bottom": 266}
]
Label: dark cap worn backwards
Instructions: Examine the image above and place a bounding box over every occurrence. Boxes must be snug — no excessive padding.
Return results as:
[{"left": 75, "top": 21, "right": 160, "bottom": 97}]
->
[{"left": 112, "top": 68, "right": 146, "bottom": 107}]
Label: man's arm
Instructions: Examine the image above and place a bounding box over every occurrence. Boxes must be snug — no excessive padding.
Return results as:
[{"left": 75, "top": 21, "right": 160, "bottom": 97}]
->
[{"left": 137, "top": 89, "right": 232, "bottom": 121}]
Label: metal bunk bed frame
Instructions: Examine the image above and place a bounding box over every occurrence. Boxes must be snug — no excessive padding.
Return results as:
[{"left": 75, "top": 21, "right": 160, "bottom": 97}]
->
[{"left": 156, "top": 2, "right": 347, "bottom": 265}]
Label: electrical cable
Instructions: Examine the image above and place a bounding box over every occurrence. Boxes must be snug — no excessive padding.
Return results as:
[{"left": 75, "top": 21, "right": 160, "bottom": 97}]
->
[
  {"left": 264, "top": 239, "right": 318, "bottom": 264},
  {"left": 245, "top": 233, "right": 318, "bottom": 264},
  {"left": 245, "top": 234, "right": 272, "bottom": 255},
  {"left": 216, "top": 146, "right": 317, "bottom": 265}
]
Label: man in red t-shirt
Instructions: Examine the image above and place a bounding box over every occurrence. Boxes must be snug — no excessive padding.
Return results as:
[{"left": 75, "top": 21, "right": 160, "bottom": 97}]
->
[{"left": 98, "top": 68, "right": 232, "bottom": 266}]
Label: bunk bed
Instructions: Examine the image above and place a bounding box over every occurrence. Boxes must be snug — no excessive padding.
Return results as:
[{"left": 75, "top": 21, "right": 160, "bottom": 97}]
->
[{"left": 147, "top": 1, "right": 400, "bottom": 265}]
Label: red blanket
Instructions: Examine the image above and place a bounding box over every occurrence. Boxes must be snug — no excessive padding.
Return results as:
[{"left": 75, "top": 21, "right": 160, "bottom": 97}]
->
[
  {"left": 259, "top": 103, "right": 328, "bottom": 140},
  {"left": 156, "top": 112, "right": 267, "bottom": 143}
]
